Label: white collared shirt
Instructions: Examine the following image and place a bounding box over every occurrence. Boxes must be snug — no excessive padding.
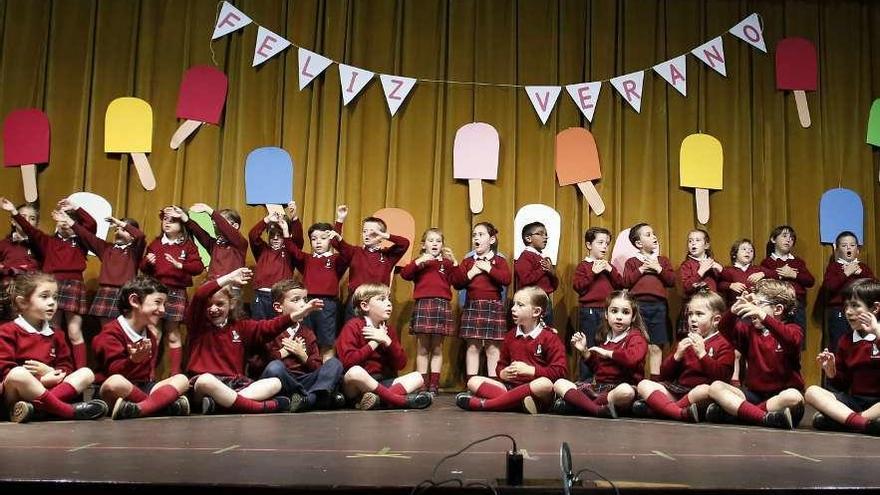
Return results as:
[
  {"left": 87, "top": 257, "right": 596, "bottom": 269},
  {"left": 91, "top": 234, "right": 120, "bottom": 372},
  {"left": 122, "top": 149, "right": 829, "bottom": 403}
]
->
[
  {"left": 837, "top": 258, "right": 859, "bottom": 266},
  {"left": 14, "top": 316, "right": 53, "bottom": 336},
  {"left": 523, "top": 246, "right": 542, "bottom": 256},
  {"left": 113, "top": 242, "right": 132, "bottom": 251},
  {"left": 702, "top": 331, "right": 720, "bottom": 342},
  {"left": 363, "top": 316, "right": 387, "bottom": 331},
  {"left": 770, "top": 252, "right": 794, "bottom": 261},
  {"left": 635, "top": 252, "right": 657, "bottom": 263},
  {"left": 515, "top": 322, "right": 545, "bottom": 340},
  {"left": 285, "top": 323, "right": 301, "bottom": 338},
  {"left": 161, "top": 234, "right": 183, "bottom": 246},
  {"left": 312, "top": 251, "right": 333, "bottom": 258},
  {"left": 734, "top": 262, "right": 751, "bottom": 271},
  {"left": 604, "top": 328, "right": 630, "bottom": 344},
  {"left": 853, "top": 330, "right": 877, "bottom": 343},
  {"left": 584, "top": 255, "right": 598, "bottom": 263},
  {"left": 473, "top": 251, "right": 496, "bottom": 262},
  {"left": 688, "top": 254, "right": 709, "bottom": 262},
  {"left": 117, "top": 315, "right": 146, "bottom": 343}
]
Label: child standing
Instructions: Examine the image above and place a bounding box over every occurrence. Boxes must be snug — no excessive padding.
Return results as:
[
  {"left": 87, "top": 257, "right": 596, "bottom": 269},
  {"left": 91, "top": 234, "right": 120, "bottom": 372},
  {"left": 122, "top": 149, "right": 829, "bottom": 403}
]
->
[
  {"left": 679, "top": 229, "right": 722, "bottom": 298},
  {"left": 140, "top": 206, "right": 205, "bottom": 375},
  {"left": 456, "top": 287, "right": 566, "bottom": 414},
  {"left": 806, "top": 279, "right": 880, "bottom": 434},
  {"left": 0, "top": 203, "right": 39, "bottom": 323},
  {"left": 760, "top": 225, "right": 814, "bottom": 335},
  {"left": 400, "top": 228, "right": 457, "bottom": 395},
  {"left": 1, "top": 198, "right": 95, "bottom": 369},
  {"left": 622, "top": 223, "right": 676, "bottom": 354},
  {"left": 514, "top": 222, "right": 558, "bottom": 323},
  {"left": 74, "top": 216, "right": 146, "bottom": 326},
  {"left": 451, "top": 222, "right": 511, "bottom": 382},
  {"left": 821, "top": 231, "right": 875, "bottom": 352},
  {"left": 92, "top": 276, "right": 191, "bottom": 419},
  {"left": 249, "top": 212, "right": 295, "bottom": 320},
  {"left": 572, "top": 227, "right": 622, "bottom": 380},
  {"left": 0, "top": 272, "right": 107, "bottom": 422},
  {"left": 719, "top": 239, "right": 765, "bottom": 306},
  {"left": 184, "top": 204, "right": 248, "bottom": 281},
  {"left": 337, "top": 283, "right": 432, "bottom": 410},
  {"left": 552, "top": 290, "right": 648, "bottom": 418}
]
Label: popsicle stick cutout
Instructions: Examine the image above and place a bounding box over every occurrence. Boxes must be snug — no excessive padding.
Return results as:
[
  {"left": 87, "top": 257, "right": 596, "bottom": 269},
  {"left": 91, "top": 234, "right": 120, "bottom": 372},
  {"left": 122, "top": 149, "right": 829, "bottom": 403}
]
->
[
  {"left": 373, "top": 207, "right": 415, "bottom": 286},
  {"left": 867, "top": 100, "right": 880, "bottom": 181},
  {"left": 514, "top": 204, "right": 561, "bottom": 264},
  {"left": 819, "top": 188, "right": 863, "bottom": 245},
  {"left": 680, "top": 134, "right": 723, "bottom": 225},
  {"left": 3, "top": 109, "right": 49, "bottom": 202},
  {"left": 776, "top": 37, "right": 817, "bottom": 129},
  {"left": 171, "top": 65, "right": 228, "bottom": 149},
  {"left": 68, "top": 192, "right": 112, "bottom": 256},
  {"left": 188, "top": 209, "right": 216, "bottom": 266},
  {"left": 453, "top": 123, "right": 499, "bottom": 214},
  {"left": 555, "top": 127, "right": 605, "bottom": 216},
  {"left": 105, "top": 97, "right": 155, "bottom": 190},
  {"left": 610, "top": 227, "right": 660, "bottom": 274},
  {"left": 245, "top": 147, "right": 293, "bottom": 217}
]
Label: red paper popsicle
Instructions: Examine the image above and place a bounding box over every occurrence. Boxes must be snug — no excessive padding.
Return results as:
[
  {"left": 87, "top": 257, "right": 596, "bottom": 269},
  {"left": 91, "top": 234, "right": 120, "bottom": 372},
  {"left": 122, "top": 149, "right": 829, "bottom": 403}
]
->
[
  {"left": 776, "top": 37, "right": 816, "bottom": 128},
  {"left": 3, "top": 109, "right": 49, "bottom": 202},
  {"left": 170, "top": 65, "right": 228, "bottom": 149}
]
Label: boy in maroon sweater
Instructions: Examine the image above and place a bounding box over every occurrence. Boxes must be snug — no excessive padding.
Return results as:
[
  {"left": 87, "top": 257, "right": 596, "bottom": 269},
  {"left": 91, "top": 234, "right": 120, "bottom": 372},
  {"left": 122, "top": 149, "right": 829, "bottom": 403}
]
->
[
  {"left": 249, "top": 211, "right": 299, "bottom": 320},
  {"left": 514, "top": 222, "right": 558, "bottom": 324},
  {"left": 821, "top": 231, "right": 875, "bottom": 351},
  {"left": 184, "top": 203, "right": 248, "bottom": 281},
  {"left": 92, "top": 276, "right": 190, "bottom": 420},
  {"left": 337, "top": 283, "right": 431, "bottom": 410},
  {"left": 260, "top": 279, "right": 345, "bottom": 412},
  {"left": 0, "top": 203, "right": 39, "bottom": 323}
]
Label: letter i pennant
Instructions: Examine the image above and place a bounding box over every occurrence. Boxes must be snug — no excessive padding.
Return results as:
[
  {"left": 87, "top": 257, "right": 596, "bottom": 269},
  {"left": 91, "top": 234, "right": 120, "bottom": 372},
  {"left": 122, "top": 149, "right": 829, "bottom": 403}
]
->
[{"left": 338, "top": 64, "right": 375, "bottom": 106}]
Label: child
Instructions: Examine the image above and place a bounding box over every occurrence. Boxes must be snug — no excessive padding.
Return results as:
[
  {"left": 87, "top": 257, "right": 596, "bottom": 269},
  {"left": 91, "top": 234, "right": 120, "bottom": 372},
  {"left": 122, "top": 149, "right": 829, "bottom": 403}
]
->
[
  {"left": 260, "top": 279, "right": 345, "bottom": 412},
  {"left": 456, "top": 287, "right": 566, "bottom": 414},
  {"left": 287, "top": 204, "right": 349, "bottom": 361},
  {"left": 184, "top": 204, "right": 248, "bottom": 281},
  {"left": 331, "top": 216, "right": 410, "bottom": 319},
  {"left": 707, "top": 279, "right": 805, "bottom": 429},
  {"left": 336, "top": 283, "right": 432, "bottom": 410},
  {"left": 622, "top": 223, "right": 676, "bottom": 354},
  {"left": 552, "top": 290, "right": 648, "bottom": 418},
  {"left": 186, "top": 267, "right": 322, "bottom": 414},
  {"left": 719, "top": 239, "right": 765, "bottom": 306},
  {"left": 572, "top": 227, "right": 622, "bottom": 380},
  {"left": 806, "top": 279, "right": 880, "bottom": 434},
  {"left": 760, "top": 225, "right": 814, "bottom": 335},
  {"left": 679, "top": 229, "right": 722, "bottom": 298},
  {"left": 92, "top": 276, "right": 191, "bottom": 419},
  {"left": 400, "top": 228, "right": 457, "bottom": 395},
  {"left": 140, "top": 206, "right": 205, "bottom": 375},
  {"left": 0, "top": 272, "right": 107, "bottom": 423},
  {"left": 249, "top": 212, "right": 296, "bottom": 320},
  {"left": 633, "top": 290, "right": 734, "bottom": 422},
  {"left": 821, "top": 231, "right": 875, "bottom": 351},
  {"left": 0, "top": 202, "right": 40, "bottom": 323},
  {"left": 514, "top": 222, "right": 558, "bottom": 323},
  {"left": 451, "top": 222, "right": 511, "bottom": 381},
  {"left": 74, "top": 216, "right": 146, "bottom": 326},
  {"left": 1, "top": 197, "right": 95, "bottom": 369}
]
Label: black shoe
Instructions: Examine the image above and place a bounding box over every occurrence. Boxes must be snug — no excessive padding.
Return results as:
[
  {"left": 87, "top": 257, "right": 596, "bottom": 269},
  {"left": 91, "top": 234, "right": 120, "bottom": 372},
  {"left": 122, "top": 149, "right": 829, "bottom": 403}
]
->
[
  {"left": 313, "top": 391, "right": 345, "bottom": 410},
  {"left": 597, "top": 402, "right": 618, "bottom": 419},
  {"left": 864, "top": 418, "right": 880, "bottom": 436},
  {"left": 631, "top": 400, "right": 654, "bottom": 418},
  {"left": 289, "top": 393, "right": 309, "bottom": 413},
  {"left": 111, "top": 398, "right": 141, "bottom": 420},
  {"left": 789, "top": 402, "right": 805, "bottom": 427},
  {"left": 164, "top": 396, "right": 190, "bottom": 416},
  {"left": 456, "top": 392, "right": 474, "bottom": 410},
  {"left": 201, "top": 396, "right": 216, "bottom": 415},
  {"left": 685, "top": 403, "right": 701, "bottom": 423},
  {"left": 550, "top": 397, "right": 576, "bottom": 415},
  {"left": 270, "top": 396, "right": 291, "bottom": 413},
  {"left": 763, "top": 408, "right": 794, "bottom": 430},
  {"left": 73, "top": 399, "right": 108, "bottom": 420},
  {"left": 811, "top": 412, "right": 838, "bottom": 431},
  {"left": 404, "top": 392, "right": 432, "bottom": 409},
  {"left": 705, "top": 403, "right": 735, "bottom": 424},
  {"left": 10, "top": 401, "right": 35, "bottom": 423}
]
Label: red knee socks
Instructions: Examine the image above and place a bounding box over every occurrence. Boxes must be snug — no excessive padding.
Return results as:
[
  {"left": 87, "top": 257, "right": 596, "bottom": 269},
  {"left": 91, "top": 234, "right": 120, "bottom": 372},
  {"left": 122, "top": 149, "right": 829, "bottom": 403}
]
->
[
  {"left": 169, "top": 347, "right": 183, "bottom": 375},
  {"left": 72, "top": 343, "right": 87, "bottom": 370},
  {"left": 49, "top": 382, "right": 78, "bottom": 402},
  {"left": 845, "top": 412, "right": 868, "bottom": 431},
  {"left": 646, "top": 391, "right": 688, "bottom": 420},
  {"left": 473, "top": 384, "right": 531, "bottom": 411},
  {"left": 475, "top": 382, "right": 506, "bottom": 399},
  {"left": 137, "top": 385, "right": 180, "bottom": 416},
  {"left": 373, "top": 384, "right": 407, "bottom": 407},
  {"left": 736, "top": 401, "right": 767, "bottom": 424},
  {"left": 562, "top": 388, "right": 601, "bottom": 416},
  {"left": 230, "top": 394, "right": 280, "bottom": 413},
  {"left": 33, "top": 390, "right": 74, "bottom": 418}
]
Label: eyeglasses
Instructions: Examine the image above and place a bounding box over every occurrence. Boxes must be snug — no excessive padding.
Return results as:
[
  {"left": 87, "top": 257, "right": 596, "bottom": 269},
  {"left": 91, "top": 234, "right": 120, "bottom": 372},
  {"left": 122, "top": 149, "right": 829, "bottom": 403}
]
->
[{"left": 752, "top": 298, "right": 774, "bottom": 307}]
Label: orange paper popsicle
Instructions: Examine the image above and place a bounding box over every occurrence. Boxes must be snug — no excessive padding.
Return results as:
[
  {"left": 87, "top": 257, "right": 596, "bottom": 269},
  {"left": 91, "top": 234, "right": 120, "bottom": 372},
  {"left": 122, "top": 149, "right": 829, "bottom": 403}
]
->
[
  {"left": 373, "top": 207, "right": 415, "bottom": 285},
  {"left": 680, "top": 134, "right": 723, "bottom": 225},
  {"left": 555, "top": 127, "right": 605, "bottom": 215}
]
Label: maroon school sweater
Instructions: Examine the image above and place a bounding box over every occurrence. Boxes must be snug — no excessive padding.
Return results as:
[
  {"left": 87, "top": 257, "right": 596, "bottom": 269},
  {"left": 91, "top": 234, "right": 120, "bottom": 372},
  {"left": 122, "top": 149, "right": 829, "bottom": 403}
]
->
[
  {"left": 288, "top": 242, "right": 349, "bottom": 298},
  {"left": 249, "top": 221, "right": 294, "bottom": 290},
  {"left": 14, "top": 209, "right": 95, "bottom": 281},
  {"left": 496, "top": 326, "right": 567, "bottom": 385},
  {"left": 332, "top": 235, "right": 410, "bottom": 292},
  {"left": 0, "top": 234, "right": 40, "bottom": 277},
  {"left": 572, "top": 260, "right": 623, "bottom": 307},
  {"left": 622, "top": 255, "right": 676, "bottom": 301},
  {"left": 760, "top": 256, "right": 815, "bottom": 302},
  {"left": 720, "top": 311, "right": 804, "bottom": 393},
  {"left": 266, "top": 324, "right": 322, "bottom": 376},
  {"left": 822, "top": 259, "right": 876, "bottom": 307},
  {"left": 451, "top": 255, "right": 511, "bottom": 300},
  {"left": 658, "top": 332, "right": 735, "bottom": 388},
  {"left": 185, "top": 211, "right": 248, "bottom": 281},
  {"left": 514, "top": 249, "right": 559, "bottom": 294},
  {"left": 585, "top": 329, "right": 648, "bottom": 385},
  {"left": 830, "top": 332, "right": 880, "bottom": 396},
  {"left": 91, "top": 318, "right": 158, "bottom": 383},
  {"left": 718, "top": 265, "right": 764, "bottom": 305},
  {"left": 0, "top": 318, "right": 73, "bottom": 381},
  {"left": 678, "top": 257, "right": 721, "bottom": 297},
  {"left": 400, "top": 258, "right": 456, "bottom": 300},
  {"left": 336, "top": 317, "right": 407, "bottom": 376},
  {"left": 140, "top": 237, "right": 204, "bottom": 289},
  {"left": 73, "top": 222, "right": 145, "bottom": 287}
]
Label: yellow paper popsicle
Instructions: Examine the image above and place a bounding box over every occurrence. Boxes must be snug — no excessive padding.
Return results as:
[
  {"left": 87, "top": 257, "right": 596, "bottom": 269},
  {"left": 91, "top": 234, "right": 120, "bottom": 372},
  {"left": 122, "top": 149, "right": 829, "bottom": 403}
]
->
[{"left": 105, "top": 97, "right": 155, "bottom": 190}]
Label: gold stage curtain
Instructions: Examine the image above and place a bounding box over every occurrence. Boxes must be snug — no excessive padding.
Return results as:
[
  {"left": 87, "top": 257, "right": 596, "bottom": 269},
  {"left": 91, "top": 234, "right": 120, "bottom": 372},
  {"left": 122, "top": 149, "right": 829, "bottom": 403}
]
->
[{"left": 1, "top": 0, "right": 879, "bottom": 386}]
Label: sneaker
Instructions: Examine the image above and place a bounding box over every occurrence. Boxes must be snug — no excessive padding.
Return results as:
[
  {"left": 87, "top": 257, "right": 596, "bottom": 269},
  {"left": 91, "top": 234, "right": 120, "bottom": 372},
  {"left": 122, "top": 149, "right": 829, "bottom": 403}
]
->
[
  {"left": 201, "top": 396, "right": 216, "bottom": 415},
  {"left": 164, "top": 396, "right": 190, "bottom": 417},
  {"left": 111, "top": 398, "right": 141, "bottom": 420},
  {"left": 522, "top": 396, "right": 538, "bottom": 415},
  {"left": 789, "top": 402, "right": 805, "bottom": 428},
  {"left": 455, "top": 392, "right": 473, "bottom": 410},
  {"left": 705, "top": 403, "right": 735, "bottom": 424},
  {"left": 684, "top": 403, "right": 701, "bottom": 423},
  {"left": 763, "top": 408, "right": 794, "bottom": 430},
  {"left": 73, "top": 399, "right": 109, "bottom": 420},
  {"left": 597, "top": 402, "right": 618, "bottom": 419},
  {"left": 631, "top": 400, "right": 654, "bottom": 418},
  {"left": 327, "top": 391, "right": 346, "bottom": 410},
  {"left": 270, "top": 396, "right": 291, "bottom": 413},
  {"left": 403, "top": 392, "right": 432, "bottom": 410},
  {"left": 550, "top": 397, "right": 576, "bottom": 415},
  {"left": 811, "top": 412, "right": 838, "bottom": 431},
  {"left": 10, "top": 401, "right": 35, "bottom": 424},
  {"left": 289, "top": 393, "right": 308, "bottom": 413},
  {"left": 356, "top": 392, "right": 379, "bottom": 410}
]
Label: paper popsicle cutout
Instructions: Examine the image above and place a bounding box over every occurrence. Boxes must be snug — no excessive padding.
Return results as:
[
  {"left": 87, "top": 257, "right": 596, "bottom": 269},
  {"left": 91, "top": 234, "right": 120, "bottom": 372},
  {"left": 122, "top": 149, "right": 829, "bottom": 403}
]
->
[
  {"left": 105, "top": 97, "right": 155, "bottom": 190},
  {"left": 867, "top": 99, "right": 880, "bottom": 181},
  {"left": 171, "top": 65, "right": 228, "bottom": 149},
  {"left": 819, "top": 188, "right": 863, "bottom": 245},
  {"left": 610, "top": 227, "right": 660, "bottom": 274},
  {"left": 513, "top": 204, "right": 561, "bottom": 264},
  {"left": 3, "top": 109, "right": 50, "bottom": 202},
  {"left": 245, "top": 147, "right": 293, "bottom": 216},
  {"left": 453, "top": 122, "right": 499, "bottom": 214},
  {"left": 776, "top": 37, "right": 817, "bottom": 128},
  {"left": 555, "top": 127, "right": 605, "bottom": 215},
  {"left": 69, "top": 192, "right": 112, "bottom": 256},
  {"left": 680, "top": 134, "right": 723, "bottom": 225},
  {"left": 373, "top": 207, "right": 415, "bottom": 285},
  {"left": 188, "top": 209, "right": 216, "bottom": 266}
]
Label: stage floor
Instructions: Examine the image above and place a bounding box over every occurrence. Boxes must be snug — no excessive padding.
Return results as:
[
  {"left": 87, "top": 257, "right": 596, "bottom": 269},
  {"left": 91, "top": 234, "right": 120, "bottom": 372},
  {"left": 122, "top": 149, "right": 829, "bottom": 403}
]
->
[{"left": 0, "top": 396, "right": 878, "bottom": 494}]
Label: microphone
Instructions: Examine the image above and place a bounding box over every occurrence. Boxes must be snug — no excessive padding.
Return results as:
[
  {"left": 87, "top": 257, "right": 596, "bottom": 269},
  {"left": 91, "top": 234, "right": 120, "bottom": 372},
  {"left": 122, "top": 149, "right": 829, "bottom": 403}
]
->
[{"left": 560, "top": 442, "right": 573, "bottom": 495}]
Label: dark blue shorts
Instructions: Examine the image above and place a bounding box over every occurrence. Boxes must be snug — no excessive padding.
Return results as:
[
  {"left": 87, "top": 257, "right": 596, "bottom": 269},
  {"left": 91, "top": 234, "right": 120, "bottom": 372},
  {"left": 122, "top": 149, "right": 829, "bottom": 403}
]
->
[{"left": 305, "top": 296, "right": 340, "bottom": 347}]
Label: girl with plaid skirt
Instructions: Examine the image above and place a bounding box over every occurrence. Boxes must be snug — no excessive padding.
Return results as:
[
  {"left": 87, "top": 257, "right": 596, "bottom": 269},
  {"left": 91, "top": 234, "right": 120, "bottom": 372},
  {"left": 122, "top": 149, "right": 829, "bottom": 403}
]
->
[
  {"left": 400, "top": 228, "right": 457, "bottom": 395},
  {"left": 451, "top": 222, "right": 511, "bottom": 382},
  {"left": 74, "top": 216, "right": 145, "bottom": 326},
  {"left": 0, "top": 202, "right": 40, "bottom": 323},
  {"left": 1, "top": 198, "right": 95, "bottom": 369},
  {"left": 140, "top": 206, "right": 204, "bottom": 375}
]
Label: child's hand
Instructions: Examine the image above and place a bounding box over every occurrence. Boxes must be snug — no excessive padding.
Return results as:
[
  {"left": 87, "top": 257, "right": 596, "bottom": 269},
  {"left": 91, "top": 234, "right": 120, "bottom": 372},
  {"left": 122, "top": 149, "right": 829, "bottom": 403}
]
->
[
  {"left": 0, "top": 197, "right": 17, "bottom": 214},
  {"left": 698, "top": 259, "right": 715, "bottom": 276},
  {"left": 362, "top": 326, "right": 391, "bottom": 346},
  {"left": 51, "top": 209, "right": 74, "bottom": 228},
  {"left": 127, "top": 340, "right": 153, "bottom": 363},
  {"left": 688, "top": 332, "right": 706, "bottom": 358},
  {"left": 290, "top": 298, "right": 325, "bottom": 321},
  {"left": 286, "top": 201, "right": 298, "bottom": 220},
  {"left": 540, "top": 257, "right": 555, "bottom": 273},
  {"left": 163, "top": 253, "right": 183, "bottom": 269},
  {"left": 474, "top": 260, "right": 492, "bottom": 273},
  {"left": 166, "top": 206, "right": 188, "bottom": 222},
  {"left": 415, "top": 253, "right": 434, "bottom": 265},
  {"left": 224, "top": 267, "right": 253, "bottom": 286},
  {"left": 674, "top": 338, "right": 692, "bottom": 360},
  {"left": 843, "top": 262, "right": 861, "bottom": 277},
  {"left": 105, "top": 216, "right": 125, "bottom": 228},
  {"left": 776, "top": 265, "right": 797, "bottom": 279},
  {"left": 290, "top": 337, "right": 308, "bottom": 361},
  {"left": 190, "top": 203, "right": 213, "bottom": 215},
  {"left": 57, "top": 198, "right": 76, "bottom": 211},
  {"left": 747, "top": 272, "right": 765, "bottom": 283},
  {"left": 507, "top": 361, "right": 536, "bottom": 379},
  {"left": 40, "top": 369, "right": 66, "bottom": 387},
  {"left": 729, "top": 282, "right": 747, "bottom": 294},
  {"left": 587, "top": 346, "right": 611, "bottom": 359},
  {"left": 645, "top": 258, "right": 662, "bottom": 273},
  {"left": 571, "top": 332, "right": 587, "bottom": 353},
  {"left": 499, "top": 366, "right": 516, "bottom": 381},
  {"left": 145, "top": 252, "right": 157, "bottom": 264},
  {"left": 735, "top": 302, "right": 767, "bottom": 322},
  {"left": 856, "top": 310, "right": 880, "bottom": 335},
  {"left": 711, "top": 260, "right": 723, "bottom": 272},
  {"left": 816, "top": 349, "right": 836, "bottom": 376},
  {"left": 335, "top": 204, "right": 348, "bottom": 223},
  {"left": 24, "top": 359, "right": 53, "bottom": 377}
]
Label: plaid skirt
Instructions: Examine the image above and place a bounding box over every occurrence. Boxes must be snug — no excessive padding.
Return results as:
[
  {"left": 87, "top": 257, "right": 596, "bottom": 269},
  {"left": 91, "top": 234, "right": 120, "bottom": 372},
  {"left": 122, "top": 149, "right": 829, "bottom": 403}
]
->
[
  {"left": 163, "top": 288, "right": 188, "bottom": 322},
  {"left": 188, "top": 374, "right": 253, "bottom": 392},
  {"left": 661, "top": 381, "right": 693, "bottom": 399},
  {"left": 410, "top": 298, "right": 455, "bottom": 336},
  {"left": 575, "top": 381, "right": 619, "bottom": 406},
  {"left": 88, "top": 285, "right": 122, "bottom": 319},
  {"left": 57, "top": 279, "right": 88, "bottom": 314},
  {"left": 459, "top": 299, "right": 506, "bottom": 341}
]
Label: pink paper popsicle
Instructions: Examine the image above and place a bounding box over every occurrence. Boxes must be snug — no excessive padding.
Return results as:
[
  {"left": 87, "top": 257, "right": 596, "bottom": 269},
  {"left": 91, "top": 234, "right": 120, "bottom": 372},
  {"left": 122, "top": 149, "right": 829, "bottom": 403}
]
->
[{"left": 453, "top": 122, "right": 499, "bottom": 214}]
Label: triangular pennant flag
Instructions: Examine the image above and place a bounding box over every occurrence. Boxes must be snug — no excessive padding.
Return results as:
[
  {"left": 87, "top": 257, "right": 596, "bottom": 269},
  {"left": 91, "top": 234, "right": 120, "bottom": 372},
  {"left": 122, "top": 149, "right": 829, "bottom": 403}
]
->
[
  {"left": 252, "top": 26, "right": 291, "bottom": 67},
  {"left": 691, "top": 36, "right": 727, "bottom": 77},
  {"left": 298, "top": 48, "right": 333, "bottom": 90},
  {"left": 524, "top": 86, "right": 561, "bottom": 125},
  {"left": 379, "top": 74, "right": 417, "bottom": 117},
  {"left": 212, "top": 1, "right": 252, "bottom": 40},
  {"left": 729, "top": 13, "right": 767, "bottom": 53},
  {"left": 565, "top": 82, "right": 602, "bottom": 122},
  {"left": 610, "top": 71, "right": 645, "bottom": 113},
  {"left": 653, "top": 55, "right": 688, "bottom": 96},
  {"left": 338, "top": 64, "right": 375, "bottom": 106}
]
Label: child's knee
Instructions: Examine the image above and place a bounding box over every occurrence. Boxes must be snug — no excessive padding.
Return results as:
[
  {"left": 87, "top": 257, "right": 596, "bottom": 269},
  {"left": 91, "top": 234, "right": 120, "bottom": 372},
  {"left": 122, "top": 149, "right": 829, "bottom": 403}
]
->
[
  {"left": 194, "top": 373, "right": 217, "bottom": 392},
  {"left": 530, "top": 377, "right": 553, "bottom": 395},
  {"left": 262, "top": 360, "right": 287, "bottom": 379},
  {"left": 553, "top": 379, "right": 573, "bottom": 396},
  {"left": 169, "top": 374, "right": 190, "bottom": 391},
  {"left": 5, "top": 366, "right": 32, "bottom": 385},
  {"left": 616, "top": 384, "right": 635, "bottom": 401},
  {"left": 344, "top": 366, "right": 366, "bottom": 382},
  {"left": 804, "top": 385, "right": 822, "bottom": 404},
  {"left": 708, "top": 380, "right": 727, "bottom": 397},
  {"left": 781, "top": 388, "right": 804, "bottom": 406},
  {"left": 101, "top": 375, "right": 129, "bottom": 395}
]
